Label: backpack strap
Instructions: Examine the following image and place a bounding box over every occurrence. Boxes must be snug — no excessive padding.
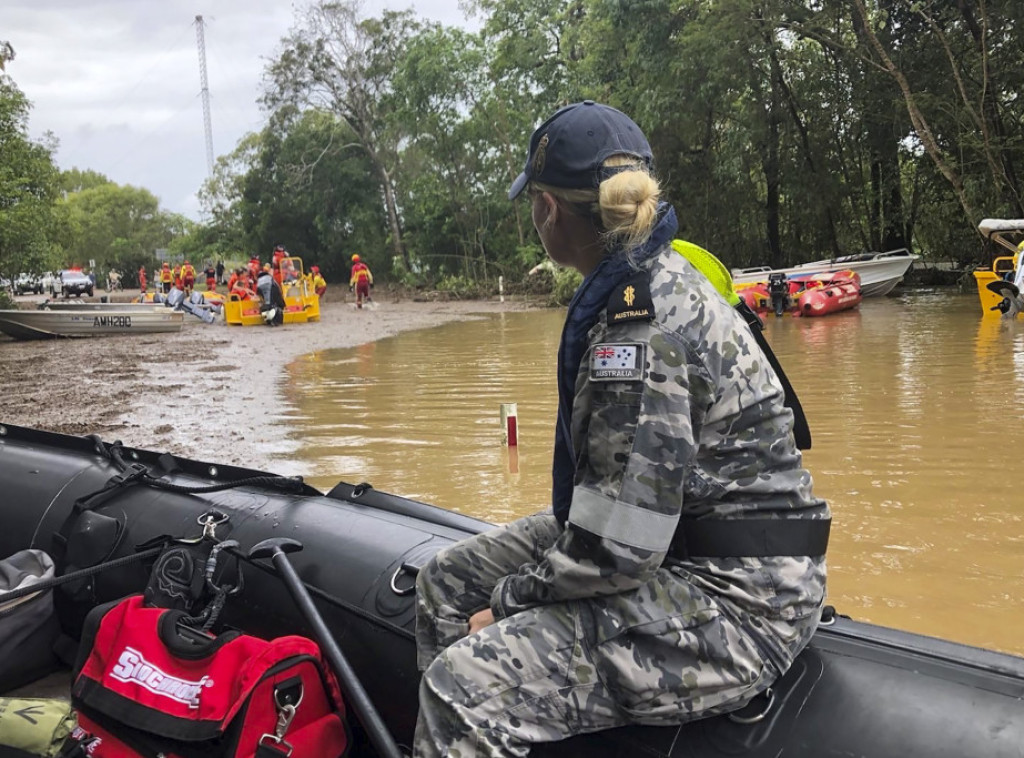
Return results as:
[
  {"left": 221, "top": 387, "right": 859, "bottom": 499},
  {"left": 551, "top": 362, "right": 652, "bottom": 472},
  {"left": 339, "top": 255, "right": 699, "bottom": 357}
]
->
[{"left": 672, "top": 239, "right": 812, "bottom": 450}]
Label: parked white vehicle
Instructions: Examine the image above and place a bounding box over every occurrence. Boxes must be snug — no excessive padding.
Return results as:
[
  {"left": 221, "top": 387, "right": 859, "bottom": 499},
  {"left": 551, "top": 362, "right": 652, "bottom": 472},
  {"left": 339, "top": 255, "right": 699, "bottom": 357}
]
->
[
  {"left": 40, "top": 272, "right": 56, "bottom": 294},
  {"left": 13, "top": 273, "right": 43, "bottom": 295}
]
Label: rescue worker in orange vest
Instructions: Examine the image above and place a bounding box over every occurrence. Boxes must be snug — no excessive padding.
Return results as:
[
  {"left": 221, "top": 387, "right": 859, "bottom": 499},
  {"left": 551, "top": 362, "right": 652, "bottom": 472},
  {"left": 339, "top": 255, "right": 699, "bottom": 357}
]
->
[
  {"left": 226, "top": 267, "right": 241, "bottom": 294},
  {"left": 159, "top": 262, "right": 173, "bottom": 294},
  {"left": 272, "top": 245, "right": 287, "bottom": 286},
  {"left": 311, "top": 266, "right": 327, "bottom": 300},
  {"left": 172, "top": 265, "right": 183, "bottom": 291},
  {"left": 349, "top": 254, "right": 373, "bottom": 309},
  {"left": 231, "top": 269, "right": 256, "bottom": 301},
  {"left": 138, "top": 266, "right": 147, "bottom": 295},
  {"left": 203, "top": 263, "right": 217, "bottom": 291},
  {"left": 181, "top": 261, "right": 196, "bottom": 295},
  {"left": 248, "top": 256, "right": 261, "bottom": 281}
]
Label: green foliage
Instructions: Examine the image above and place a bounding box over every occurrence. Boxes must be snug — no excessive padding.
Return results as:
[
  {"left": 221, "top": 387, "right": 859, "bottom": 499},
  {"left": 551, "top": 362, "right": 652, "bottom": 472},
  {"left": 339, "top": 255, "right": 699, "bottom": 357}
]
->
[
  {"left": 18, "top": 1, "right": 1024, "bottom": 288},
  {"left": 58, "top": 183, "right": 184, "bottom": 273},
  {"left": 550, "top": 266, "right": 583, "bottom": 306},
  {"left": 0, "top": 76, "right": 61, "bottom": 279},
  {"left": 435, "top": 274, "right": 492, "bottom": 299}
]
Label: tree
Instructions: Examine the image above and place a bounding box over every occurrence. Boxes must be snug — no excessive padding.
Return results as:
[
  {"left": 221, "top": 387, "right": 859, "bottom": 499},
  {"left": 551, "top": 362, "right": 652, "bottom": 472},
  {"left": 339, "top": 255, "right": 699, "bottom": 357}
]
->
[
  {"left": 60, "top": 168, "right": 113, "bottom": 195},
  {"left": 263, "top": 1, "right": 420, "bottom": 270},
  {"left": 59, "top": 183, "right": 184, "bottom": 272},
  {"left": 0, "top": 74, "right": 61, "bottom": 280}
]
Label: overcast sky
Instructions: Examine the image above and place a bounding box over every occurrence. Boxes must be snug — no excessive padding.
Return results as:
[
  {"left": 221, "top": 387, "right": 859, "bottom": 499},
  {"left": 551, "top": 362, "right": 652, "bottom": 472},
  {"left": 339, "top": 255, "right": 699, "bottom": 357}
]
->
[{"left": 3, "top": 1, "right": 475, "bottom": 219}]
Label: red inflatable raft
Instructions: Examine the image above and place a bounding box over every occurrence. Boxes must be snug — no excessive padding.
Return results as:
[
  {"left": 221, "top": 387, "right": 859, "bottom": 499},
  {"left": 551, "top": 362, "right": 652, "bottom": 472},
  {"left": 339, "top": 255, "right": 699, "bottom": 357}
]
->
[{"left": 736, "top": 271, "right": 862, "bottom": 317}]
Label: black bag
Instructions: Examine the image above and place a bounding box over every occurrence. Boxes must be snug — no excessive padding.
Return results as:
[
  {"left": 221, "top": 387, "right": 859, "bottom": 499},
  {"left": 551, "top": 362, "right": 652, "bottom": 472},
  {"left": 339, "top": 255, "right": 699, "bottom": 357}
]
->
[{"left": 0, "top": 551, "right": 61, "bottom": 694}]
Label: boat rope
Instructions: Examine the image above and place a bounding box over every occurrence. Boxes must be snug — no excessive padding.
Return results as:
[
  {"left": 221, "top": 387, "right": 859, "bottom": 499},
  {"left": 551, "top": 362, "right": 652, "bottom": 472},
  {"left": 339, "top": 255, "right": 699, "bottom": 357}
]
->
[
  {"left": 102, "top": 439, "right": 307, "bottom": 497},
  {"left": 0, "top": 545, "right": 165, "bottom": 605},
  {"left": 46, "top": 437, "right": 417, "bottom": 641},
  {"left": 51, "top": 438, "right": 305, "bottom": 574}
]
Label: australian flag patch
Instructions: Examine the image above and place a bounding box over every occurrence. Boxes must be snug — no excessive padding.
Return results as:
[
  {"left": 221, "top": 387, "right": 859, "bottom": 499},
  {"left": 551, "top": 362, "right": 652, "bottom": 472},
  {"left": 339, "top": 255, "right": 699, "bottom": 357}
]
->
[{"left": 590, "top": 343, "right": 644, "bottom": 382}]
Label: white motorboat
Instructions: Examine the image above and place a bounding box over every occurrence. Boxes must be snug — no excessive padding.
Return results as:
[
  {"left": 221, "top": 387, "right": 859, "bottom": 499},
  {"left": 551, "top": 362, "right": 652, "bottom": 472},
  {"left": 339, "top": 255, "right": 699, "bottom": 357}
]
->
[
  {"left": 732, "top": 248, "right": 918, "bottom": 297},
  {"left": 36, "top": 300, "right": 172, "bottom": 311},
  {"left": 0, "top": 308, "right": 184, "bottom": 340}
]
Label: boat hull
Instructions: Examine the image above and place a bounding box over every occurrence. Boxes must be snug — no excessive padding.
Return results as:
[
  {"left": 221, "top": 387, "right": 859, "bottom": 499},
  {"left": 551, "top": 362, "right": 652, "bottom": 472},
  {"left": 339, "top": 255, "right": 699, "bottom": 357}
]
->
[
  {"left": 0, "top": 423, "right": 1021, "bottom": 757},
  {"left": 732, "top": 249, "right": 916, "bottom": 297},
  {"left": 0, "top": 309, "right": 184, "bottom": 340},
  {"left": 797, "top": 278, "right": 862, "bottom": 316}
]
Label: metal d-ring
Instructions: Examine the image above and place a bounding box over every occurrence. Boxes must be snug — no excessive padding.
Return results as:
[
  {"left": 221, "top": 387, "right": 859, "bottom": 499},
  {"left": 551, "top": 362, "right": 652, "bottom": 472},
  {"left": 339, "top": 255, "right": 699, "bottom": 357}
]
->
[
  {"left": 198, "top": 511, "right": 229, "bottom": 541},
  {"left": 728, "top": 688, "right": 775, "bottom": 725},
  {"left": 390, "top": 564, "right": 416, "bottom": 596}
]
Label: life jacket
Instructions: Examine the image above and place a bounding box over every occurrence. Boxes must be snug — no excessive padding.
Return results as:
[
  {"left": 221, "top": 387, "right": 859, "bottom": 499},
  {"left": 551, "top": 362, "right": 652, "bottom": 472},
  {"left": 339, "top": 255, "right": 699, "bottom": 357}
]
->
[{"left": 349, "top": 263, "right": 371, "bottom": 286}]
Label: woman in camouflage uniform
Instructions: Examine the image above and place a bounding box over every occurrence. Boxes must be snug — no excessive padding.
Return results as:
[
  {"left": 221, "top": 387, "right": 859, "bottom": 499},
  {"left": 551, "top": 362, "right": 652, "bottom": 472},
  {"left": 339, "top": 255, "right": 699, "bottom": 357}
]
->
[{"left": 413, "top": 101, "right": 831, "bottom": 758}]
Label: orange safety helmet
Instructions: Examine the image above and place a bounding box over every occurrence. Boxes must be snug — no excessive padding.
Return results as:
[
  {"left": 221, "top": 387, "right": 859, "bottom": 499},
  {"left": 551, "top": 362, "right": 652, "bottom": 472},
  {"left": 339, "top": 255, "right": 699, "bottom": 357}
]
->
[
  {"left": 351, "top": 254, "right": 360, "bottom": 263},
  {"left": 311, "top": 265, "right": 319, "bottom": 273},
  {"left": 162, "top": 262, "right": 170, "bottom": 268},
  {"left": 263, "top": 263, "right": 272, "bottom": 272}
]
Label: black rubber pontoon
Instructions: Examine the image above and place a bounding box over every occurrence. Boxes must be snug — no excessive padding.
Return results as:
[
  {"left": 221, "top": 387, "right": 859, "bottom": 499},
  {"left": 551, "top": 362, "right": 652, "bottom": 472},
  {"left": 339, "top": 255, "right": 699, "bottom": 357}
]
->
[{"left": 0, "top": 423, "right": 1021, "bottom": 757}]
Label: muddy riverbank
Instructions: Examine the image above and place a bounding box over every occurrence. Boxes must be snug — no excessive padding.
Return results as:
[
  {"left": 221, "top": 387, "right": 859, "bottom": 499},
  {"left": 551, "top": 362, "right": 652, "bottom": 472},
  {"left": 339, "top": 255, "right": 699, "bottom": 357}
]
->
[{"left": 0, "top": 295, "right": 540, "bottom": 473}]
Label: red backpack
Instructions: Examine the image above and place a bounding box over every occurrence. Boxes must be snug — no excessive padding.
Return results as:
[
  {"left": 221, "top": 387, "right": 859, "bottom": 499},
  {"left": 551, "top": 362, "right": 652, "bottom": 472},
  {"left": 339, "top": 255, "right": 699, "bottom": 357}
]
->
[{"left": 63, "top": 595, "right": 349, "bottom": 758}]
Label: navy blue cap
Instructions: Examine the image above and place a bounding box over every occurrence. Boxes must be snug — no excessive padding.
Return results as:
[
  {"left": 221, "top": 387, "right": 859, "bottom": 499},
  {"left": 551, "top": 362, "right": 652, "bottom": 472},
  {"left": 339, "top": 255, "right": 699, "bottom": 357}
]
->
[{"left": 508, "top": 100, "right": 653, "bottom": 200}]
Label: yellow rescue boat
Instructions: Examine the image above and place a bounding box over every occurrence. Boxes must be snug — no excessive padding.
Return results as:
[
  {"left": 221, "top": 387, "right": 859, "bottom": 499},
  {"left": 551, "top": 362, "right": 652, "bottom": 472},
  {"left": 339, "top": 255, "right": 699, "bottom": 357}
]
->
[
  {"left": 974, "top": 219, "right": 1024, "bottom": 318},
  {"left": 224, "top": 256, "right": 321, "bottom": 326}
]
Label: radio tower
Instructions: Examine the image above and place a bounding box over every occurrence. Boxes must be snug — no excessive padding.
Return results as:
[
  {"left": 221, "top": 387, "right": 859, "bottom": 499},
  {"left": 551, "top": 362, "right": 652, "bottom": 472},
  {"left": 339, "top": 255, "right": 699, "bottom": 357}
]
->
[{"left": 194, "top": 15, "right": 215, "bottom": 177}]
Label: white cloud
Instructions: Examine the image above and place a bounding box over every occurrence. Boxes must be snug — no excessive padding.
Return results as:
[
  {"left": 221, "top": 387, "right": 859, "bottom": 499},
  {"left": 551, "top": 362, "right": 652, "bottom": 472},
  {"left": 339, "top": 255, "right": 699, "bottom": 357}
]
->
[{"left": 3, "top": 0, "right": 475, "bottom": 219}]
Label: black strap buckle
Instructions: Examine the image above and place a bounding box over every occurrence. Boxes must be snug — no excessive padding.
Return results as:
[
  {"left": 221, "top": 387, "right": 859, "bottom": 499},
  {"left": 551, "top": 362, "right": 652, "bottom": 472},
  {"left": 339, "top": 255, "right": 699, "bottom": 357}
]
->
[{"left": 110, "top": 462, "right": 148, "bottom": 486}]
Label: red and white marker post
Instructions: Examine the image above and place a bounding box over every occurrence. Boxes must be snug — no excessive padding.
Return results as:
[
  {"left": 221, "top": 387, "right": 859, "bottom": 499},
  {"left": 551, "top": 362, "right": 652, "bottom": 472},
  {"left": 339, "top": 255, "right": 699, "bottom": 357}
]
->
[
  {"left": 501, "top": 402, "right": 519, "bottom": 474},
  {"left": 500, "top": 403, "right": 518, "bottom": 447}
]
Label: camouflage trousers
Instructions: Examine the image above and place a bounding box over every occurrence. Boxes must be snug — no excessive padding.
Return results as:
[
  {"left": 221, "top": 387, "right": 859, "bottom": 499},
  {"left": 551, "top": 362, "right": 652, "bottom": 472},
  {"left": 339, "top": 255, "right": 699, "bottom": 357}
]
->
[{"left": 413, "top": 513, "right": 806, "bottom": 758}]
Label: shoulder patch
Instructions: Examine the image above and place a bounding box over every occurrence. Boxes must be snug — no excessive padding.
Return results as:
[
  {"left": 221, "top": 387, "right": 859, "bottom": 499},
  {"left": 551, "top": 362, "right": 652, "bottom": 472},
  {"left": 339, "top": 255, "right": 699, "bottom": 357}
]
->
[
  {"left": 590, "top": 342, "right": 645, "bottom": 382},
  {"left": 607, "top": 272, "right": 654, "bottom": 324}
]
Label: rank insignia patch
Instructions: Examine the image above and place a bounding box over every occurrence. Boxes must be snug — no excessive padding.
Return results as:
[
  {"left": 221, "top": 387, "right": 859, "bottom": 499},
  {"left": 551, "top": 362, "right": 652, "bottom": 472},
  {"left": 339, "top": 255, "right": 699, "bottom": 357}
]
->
[
  {"left": 590, "top": 343, "right": 644, "bottom": 382},
  {"left": 607, "top": 272, "right": 654, "bottom": 324}
]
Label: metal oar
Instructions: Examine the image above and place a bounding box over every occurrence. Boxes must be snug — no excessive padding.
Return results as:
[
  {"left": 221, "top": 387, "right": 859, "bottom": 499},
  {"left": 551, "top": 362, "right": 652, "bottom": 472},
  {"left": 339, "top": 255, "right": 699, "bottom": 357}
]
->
[{"left": 249, "top": 538, "right": 404, "bottom": 758}]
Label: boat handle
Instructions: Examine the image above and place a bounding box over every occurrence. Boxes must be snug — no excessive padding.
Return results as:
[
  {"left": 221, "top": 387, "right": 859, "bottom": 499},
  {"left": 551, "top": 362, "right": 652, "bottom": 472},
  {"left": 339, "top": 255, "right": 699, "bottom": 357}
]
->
[
  {"left": 390, "top": 562, "right": 419, "bottom": 596},
  {"left": 728, "top": 688, "right": 774, "bottom": 725}
]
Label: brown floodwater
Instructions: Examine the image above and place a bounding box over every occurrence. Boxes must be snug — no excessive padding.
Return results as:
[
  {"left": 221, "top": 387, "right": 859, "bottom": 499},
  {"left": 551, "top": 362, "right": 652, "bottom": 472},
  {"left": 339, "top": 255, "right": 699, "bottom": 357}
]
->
[{"left": 281, "top": 289, "right": 1024, "bottom": 657}]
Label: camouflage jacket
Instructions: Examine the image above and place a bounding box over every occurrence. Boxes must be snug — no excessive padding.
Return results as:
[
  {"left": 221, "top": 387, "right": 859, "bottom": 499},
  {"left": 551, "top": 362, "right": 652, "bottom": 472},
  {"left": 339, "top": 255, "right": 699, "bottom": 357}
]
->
[{"left": 490, "top": 241, "right": 829, "bottom": 663}]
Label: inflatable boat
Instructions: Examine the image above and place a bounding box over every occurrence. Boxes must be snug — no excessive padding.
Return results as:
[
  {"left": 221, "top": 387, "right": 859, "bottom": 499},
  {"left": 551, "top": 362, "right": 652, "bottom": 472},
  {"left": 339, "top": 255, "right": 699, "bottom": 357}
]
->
[
  {"left": 0, "top": 423, "right": 1022, "bottom": 757},
  {"left": 736, "top": 272, "right": 862, "bottom": 318}
]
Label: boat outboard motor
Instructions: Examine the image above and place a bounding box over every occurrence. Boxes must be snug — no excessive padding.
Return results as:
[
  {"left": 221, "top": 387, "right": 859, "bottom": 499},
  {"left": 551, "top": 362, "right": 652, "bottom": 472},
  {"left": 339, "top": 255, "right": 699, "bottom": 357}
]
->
[
  {"left": 164, "top": 287, "right": 186, "bottom": 309},
  {"left": 768, "top": 272, "right": 790, "bottom": 317}
]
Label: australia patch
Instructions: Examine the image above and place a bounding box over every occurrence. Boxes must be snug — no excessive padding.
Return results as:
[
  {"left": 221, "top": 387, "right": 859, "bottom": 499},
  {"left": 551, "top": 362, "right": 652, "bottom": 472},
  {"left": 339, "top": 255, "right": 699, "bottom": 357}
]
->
[
  {"left": 590, "top": 343, "right": 644, "bottom": 382},
  {"left": 607, "top": 272, "right": 654, "bottom": 324}
]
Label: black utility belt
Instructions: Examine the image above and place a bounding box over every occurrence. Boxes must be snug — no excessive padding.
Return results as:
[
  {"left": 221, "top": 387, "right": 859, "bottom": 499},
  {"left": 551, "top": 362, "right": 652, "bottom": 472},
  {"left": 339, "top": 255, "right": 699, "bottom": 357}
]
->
[{"left": 667, "top": 517, "right": 830, "bottom": 560}]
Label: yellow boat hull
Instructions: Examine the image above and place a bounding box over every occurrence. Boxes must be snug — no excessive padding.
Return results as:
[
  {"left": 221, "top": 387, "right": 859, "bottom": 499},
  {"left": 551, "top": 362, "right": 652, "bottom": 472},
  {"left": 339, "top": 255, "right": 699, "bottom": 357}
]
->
[
  {"left": 973, "top": 256, "right": 1023, "bottom": 318},
  {"left": 224, "top": 258, "right": 321, "bottom": 326}
]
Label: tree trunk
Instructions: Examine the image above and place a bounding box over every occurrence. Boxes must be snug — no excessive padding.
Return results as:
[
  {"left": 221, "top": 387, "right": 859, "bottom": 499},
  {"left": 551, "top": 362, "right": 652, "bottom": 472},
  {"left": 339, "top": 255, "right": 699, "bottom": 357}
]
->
[
  {"left": 852, "top": 0, "right": 977, "bottom": 225},
  {"left": 954, "top": 0, "right": 1024, "bottom": 216}
]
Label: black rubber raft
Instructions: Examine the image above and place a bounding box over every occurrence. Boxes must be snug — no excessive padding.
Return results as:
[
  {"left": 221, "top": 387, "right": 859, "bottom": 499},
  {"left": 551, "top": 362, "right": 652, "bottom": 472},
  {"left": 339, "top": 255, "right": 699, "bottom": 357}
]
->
[{"left": 1, "top": 422, "right": 1022, "bottom": 757}]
